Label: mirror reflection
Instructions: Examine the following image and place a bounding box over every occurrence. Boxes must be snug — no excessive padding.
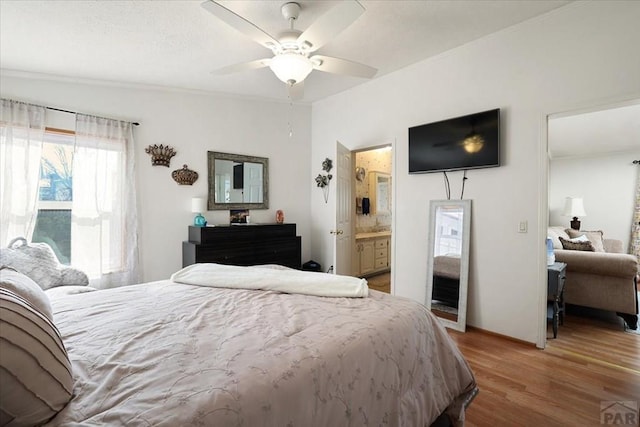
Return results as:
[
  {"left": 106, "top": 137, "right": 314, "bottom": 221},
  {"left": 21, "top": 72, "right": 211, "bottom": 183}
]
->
[
  {"left": 426, "top": 200, "right": 471, "bottom": 332},
  {"left": 208, "top": 152, "right": 269, "bottom": 210},
  {"left": 369, "top": 172, "right": 391, "bottom": 215}
]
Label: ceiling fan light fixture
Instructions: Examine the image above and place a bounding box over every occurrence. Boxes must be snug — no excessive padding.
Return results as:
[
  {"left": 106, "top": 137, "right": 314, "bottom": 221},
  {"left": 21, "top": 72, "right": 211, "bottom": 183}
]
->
[{"left": 269, "top": 52, "right": 313, "bottom": 85}]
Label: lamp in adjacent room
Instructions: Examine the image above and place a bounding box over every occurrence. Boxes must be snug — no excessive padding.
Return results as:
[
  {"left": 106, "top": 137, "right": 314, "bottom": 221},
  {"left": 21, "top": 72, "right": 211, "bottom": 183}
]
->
[
  {"left": 562, "top": 197, "right": 586, "bottom": 230},
  {"left": 191, "top": 197, "right": 207, "bottom": 227}
]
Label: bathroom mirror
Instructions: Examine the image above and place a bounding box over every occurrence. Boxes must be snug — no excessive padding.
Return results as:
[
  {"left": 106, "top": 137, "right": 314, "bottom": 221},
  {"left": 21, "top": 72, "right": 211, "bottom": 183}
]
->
[
  {"left": 425, "top": 199, "right": 471, "bottom": 332},
  {"left": 369, "top": 172, "right": 391, "bottom": 215},
  {"left": 207, "top": 151, "right": 269, "bottom": 210}
]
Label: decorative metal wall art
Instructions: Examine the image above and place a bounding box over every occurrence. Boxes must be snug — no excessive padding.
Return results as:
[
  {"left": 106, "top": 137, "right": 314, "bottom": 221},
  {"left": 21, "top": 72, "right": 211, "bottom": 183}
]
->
[
  {"left": 172, "top": 164, "right": 199, "bottom": 185},
  {"left": 145, "top": 144, "right": 176, "bottom": 167},
  {"left": 315, "top": 157, "right": 333, "bottom": 203}
]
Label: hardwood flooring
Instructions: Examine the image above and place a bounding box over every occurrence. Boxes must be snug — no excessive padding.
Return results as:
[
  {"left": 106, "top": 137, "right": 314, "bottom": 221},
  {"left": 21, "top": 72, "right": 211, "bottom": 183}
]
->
[
  {"left": 447, "top": 313, "right": 640, "bottom": 426},
  {"left": 366, "top": 271, "right": 391, "bottom": 293}
]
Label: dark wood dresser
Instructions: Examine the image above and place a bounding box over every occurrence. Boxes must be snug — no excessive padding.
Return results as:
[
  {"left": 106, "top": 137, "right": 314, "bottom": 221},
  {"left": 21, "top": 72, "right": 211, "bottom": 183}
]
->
[{"left": 182, "top": 224, "right": 301, "bottom": 269}]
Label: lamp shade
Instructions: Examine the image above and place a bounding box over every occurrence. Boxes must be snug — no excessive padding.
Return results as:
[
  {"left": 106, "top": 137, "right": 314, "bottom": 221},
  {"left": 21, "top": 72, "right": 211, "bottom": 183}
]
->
[
  {"left": 562, "top": 197, "right": 586, "bottom": 217},
  {"left": 191, "top": 197, "right": 207, "bottom": 214},
  {"left": 269, "top": 52, "right": 313, "bottom": 85}
]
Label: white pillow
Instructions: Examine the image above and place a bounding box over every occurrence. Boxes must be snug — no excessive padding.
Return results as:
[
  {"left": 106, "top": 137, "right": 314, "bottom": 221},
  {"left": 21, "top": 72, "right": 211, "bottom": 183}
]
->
[
  {"left": 567, "top": 235, "right": 589, "bottom": 243},
  {"left": 1, "top": 267, "right": 53, "bottom": 321},
  {"left": 0, "top": 288, "right": 73, "bottom": 425},
  {"left": 547, "top": 226, "right": 571, "bottom": 249}
]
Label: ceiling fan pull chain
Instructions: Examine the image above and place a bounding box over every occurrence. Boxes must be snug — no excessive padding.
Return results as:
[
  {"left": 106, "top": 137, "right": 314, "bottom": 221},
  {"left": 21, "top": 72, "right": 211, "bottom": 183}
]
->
[{"left": 288, "top": 97, "right": 293, "bottom": 138}]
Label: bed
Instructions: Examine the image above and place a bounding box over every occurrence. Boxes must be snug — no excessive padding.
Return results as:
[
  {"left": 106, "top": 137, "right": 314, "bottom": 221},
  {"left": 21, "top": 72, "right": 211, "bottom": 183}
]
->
[
  {"left": 432, "top": 255, "right": 461, "bottom": 308},
  {"left": 3, "top": 263, "right": 477, "bottom": 426}
]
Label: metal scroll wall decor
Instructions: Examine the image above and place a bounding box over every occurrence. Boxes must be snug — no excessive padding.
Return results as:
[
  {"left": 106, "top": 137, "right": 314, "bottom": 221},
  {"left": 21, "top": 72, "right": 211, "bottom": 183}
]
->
[{"left": 315, "top": 157, "right": 333, "bottom": 203}]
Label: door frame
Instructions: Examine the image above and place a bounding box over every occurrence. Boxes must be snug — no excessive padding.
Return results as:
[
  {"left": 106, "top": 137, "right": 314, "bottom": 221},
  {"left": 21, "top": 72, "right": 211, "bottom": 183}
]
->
[{"left": 537, "top": 95, "right": 640, "bottom": 349}]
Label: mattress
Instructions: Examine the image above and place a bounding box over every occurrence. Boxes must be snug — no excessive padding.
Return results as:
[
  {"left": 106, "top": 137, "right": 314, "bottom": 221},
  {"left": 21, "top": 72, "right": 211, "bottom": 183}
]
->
[{"left": 46, "top": 275, "right": 477, "bottom": 426}]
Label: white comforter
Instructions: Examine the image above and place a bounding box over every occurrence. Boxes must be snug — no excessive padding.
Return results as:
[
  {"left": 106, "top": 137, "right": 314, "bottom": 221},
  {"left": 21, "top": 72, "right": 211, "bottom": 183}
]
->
[
  {"left": 46, "top": 277, "right": 477, "bottom": 426},
  {"left": 171, "top": 263, "right": 369, "bottom": 297}
]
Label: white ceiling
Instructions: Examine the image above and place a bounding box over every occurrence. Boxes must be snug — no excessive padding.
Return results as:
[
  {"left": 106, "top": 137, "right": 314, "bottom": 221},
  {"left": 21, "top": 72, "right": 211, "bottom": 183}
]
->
[
  {"left": 548, "top": 102, "right": 640, "bottom": 159},
  {"left": 1, "top": 0, "right": 571, "bottom": 103}
]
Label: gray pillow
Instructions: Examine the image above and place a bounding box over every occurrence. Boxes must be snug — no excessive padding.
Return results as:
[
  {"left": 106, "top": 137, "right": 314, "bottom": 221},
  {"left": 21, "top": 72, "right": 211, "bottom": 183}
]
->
[
  {"left": 566, "top": 229, "right": 605, "bottom": 252},
  {"left": 1, "top": 266, "right": 53, "bottom": 321},
  {"left": 0, "top": 237, "right": 89, "bottom": 289},
  {"left": 559, "top": 236, "right": 595, "bottom": 252},
  {"left": 0, "top": 288, "right": 73, "bottom": 426}
]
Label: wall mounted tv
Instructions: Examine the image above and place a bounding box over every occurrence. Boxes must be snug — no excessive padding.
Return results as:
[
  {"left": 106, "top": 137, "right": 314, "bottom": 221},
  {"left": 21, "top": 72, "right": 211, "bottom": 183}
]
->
[{"left": 408, "top": 108, "right": 500, "bottom": 174}]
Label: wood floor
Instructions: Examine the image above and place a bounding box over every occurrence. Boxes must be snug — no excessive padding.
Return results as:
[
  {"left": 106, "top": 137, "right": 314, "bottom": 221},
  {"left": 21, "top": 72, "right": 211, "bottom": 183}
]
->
[
  {"left": 447, "top": 313, "right": 640, "bottom": 426},
  {"left": 366, "top": 271, "right": 391, "bottom": 293}
]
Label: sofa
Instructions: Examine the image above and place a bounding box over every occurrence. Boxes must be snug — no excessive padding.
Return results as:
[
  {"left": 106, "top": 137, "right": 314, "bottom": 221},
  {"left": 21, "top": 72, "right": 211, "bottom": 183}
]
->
[{"left": 548, "top": 226, "right": 639, "bottom": 330}]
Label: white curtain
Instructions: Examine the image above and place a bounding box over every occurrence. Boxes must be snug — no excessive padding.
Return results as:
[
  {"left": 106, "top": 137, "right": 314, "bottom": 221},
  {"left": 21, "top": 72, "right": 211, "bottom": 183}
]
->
[
  {"left": 72, "top": 114, "right": 139, "bottom": 288},
  {"left": 0, "top": 99, "right": 45, "bottom": 245}
]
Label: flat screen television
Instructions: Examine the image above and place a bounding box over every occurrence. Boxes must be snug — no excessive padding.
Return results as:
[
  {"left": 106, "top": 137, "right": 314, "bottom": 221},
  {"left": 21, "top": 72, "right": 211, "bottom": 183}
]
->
[{"left": 408, "top": 108, "right": 500, "bottom": 174}]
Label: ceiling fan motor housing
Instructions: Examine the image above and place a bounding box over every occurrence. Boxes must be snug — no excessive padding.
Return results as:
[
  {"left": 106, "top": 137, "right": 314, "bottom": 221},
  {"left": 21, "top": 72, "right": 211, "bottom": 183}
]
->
[
  {"left": 276, "top": 30, "right": 304, "bottom": 52},
  {"left": 281, "top": 2, "right": 301, "bottom": 21}
]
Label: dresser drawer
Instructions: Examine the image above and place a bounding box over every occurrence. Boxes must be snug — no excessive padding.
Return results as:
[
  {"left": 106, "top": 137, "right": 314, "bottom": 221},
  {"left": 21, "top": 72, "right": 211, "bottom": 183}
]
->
[
  {"left": 375, "top": 248, "right": 388, "bottom": 259},
  {"left": 375, "top": 258, "right": 388, "bottom": 269},
  {"left": 375, "top": 239, "right": 388, "bottom": 249}
]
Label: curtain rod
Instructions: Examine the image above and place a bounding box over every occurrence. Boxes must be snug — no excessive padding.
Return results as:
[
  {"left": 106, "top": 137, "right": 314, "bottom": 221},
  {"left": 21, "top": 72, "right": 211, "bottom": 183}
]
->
[{"left": 46, "top": 106, "right": 140, "bottom": 126}]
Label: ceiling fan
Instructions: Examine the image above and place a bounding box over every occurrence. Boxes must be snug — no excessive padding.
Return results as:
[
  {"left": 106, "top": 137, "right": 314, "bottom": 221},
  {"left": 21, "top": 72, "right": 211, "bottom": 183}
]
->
[{"left": 201, "top": 0, "right": 377, "bottom": 99}]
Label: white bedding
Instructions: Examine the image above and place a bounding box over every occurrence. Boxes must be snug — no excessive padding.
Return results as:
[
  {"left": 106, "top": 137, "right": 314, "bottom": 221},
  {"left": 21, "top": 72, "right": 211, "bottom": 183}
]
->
[
  {"left": 46, "top": 276, "right": 477, "bottom": 426},
  {"left": 171, "top": 263, "right": 368, "bottom": 297}
]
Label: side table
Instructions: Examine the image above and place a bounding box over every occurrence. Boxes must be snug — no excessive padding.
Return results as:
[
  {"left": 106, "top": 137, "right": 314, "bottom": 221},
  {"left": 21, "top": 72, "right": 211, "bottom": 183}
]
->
[{"left": 547, "top": 262, "right": 567, "bottom": 339}]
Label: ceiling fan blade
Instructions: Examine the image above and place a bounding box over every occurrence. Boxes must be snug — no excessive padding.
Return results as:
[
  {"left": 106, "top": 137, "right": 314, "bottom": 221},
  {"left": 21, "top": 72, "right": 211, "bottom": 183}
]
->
[
  {"left": 287, "top": 81, "right": 304, "bottom": 101},
  {"left": 297, "top": 0, "right": 364, "bottom": 53},
  {"left": 201, "top": 1, "right": 280, "bottom": 50},
  {"left": 310, "top": 55, "right": 377, "bottom": 79},
  {"left": 211, "top": 58, "right": 271, "bottom": 75}
]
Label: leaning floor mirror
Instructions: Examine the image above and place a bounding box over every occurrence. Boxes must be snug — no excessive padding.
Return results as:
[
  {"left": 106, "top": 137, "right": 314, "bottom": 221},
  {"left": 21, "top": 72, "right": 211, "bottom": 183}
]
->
[{"left": 426, "top": 199, "right": 471, "bottom": 332}]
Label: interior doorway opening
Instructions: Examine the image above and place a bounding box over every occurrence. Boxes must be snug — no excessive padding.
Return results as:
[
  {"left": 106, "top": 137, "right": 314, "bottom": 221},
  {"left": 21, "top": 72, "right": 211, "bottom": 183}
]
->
[
  {"left": 352, "top": 144, "right": 393, "bottom": 293},
  {"left": 539, "top": 98, "right": 640, "bottom": 348}
]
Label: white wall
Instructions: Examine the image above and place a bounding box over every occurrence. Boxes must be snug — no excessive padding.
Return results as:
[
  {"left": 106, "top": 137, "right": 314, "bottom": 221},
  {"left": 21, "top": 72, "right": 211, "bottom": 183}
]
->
[
  {"left": 0, "top": 75, "right": 312, "bottom": 282},
  {"left": 550, "top": 151, "right": 639, "bottom": 250},
  {"left": 310, "top": 1, "right": 640, "bottom": 343}
]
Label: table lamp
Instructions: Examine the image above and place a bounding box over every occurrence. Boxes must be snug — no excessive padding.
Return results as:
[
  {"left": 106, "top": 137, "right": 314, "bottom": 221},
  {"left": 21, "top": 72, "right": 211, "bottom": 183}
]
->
[
  {"left": 191, "top": 197, "right": 207, "bottom": 227},
  {"left": 562, "top": 197, "right": 586, "bottom": 230}
]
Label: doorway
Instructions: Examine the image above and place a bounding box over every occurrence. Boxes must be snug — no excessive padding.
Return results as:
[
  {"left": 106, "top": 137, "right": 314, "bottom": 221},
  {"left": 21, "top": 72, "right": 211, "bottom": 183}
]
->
[
  {"left": 541, "top": 99, "right": 640, "bottom": 347},
  {"left": 352, "top": 145, "right": 393, "bottom": 293}
]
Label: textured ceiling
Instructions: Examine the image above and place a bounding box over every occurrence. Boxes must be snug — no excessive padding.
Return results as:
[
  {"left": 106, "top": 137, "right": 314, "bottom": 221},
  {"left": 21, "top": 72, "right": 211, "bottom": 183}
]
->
[{"left": 1, "top": 0, "right": 571, "bottom": 103}]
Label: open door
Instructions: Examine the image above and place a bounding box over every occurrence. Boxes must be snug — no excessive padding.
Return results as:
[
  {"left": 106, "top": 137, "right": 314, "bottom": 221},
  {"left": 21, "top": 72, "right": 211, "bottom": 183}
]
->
[{"left": 334, "top": 142, "right": 353, "bottom": 275}]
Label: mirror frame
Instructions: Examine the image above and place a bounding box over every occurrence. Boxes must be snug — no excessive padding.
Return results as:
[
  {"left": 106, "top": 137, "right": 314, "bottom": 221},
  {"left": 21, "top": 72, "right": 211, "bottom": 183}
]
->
[
  {"left": 425, "top": 199, "right": 471, "bottom": 332},
  {"left": 207, "top": 151, "right": 269, "bottom": 210}
]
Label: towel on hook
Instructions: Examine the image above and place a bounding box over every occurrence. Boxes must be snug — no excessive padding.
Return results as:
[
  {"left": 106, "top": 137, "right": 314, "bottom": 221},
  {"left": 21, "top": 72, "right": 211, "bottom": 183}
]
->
[
  {"left": 356, "top": 197, "right": 363, "bottom": 215},
  {"left": 362, "top": 197, "right": 370, "bottom": 215}
]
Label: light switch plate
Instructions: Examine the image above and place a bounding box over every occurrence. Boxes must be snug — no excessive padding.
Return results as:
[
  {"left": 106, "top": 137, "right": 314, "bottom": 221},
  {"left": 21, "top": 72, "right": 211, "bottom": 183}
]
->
[{"left": 518, "top": 221, "right": 528, "bottom": 233}]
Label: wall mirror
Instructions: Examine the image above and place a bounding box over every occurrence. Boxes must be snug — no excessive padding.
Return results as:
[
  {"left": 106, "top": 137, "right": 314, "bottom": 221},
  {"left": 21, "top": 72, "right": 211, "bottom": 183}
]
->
[
  {"left": 425, "top": 199, "right": 471, "bottom": 332},
  {"left": 369, "top": 172, "right": 391, "bottom": 215},
  {"left": 207, "top": 151, "right": 269, "bottom": 210}
]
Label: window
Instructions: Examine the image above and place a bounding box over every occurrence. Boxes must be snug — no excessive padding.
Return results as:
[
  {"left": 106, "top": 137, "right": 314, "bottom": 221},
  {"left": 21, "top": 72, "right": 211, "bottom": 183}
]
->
[
  {"left": 32, "top": 130, "right": 74, "bottom": 264},
  {"left": 1, "top": 101, "right": 138, "bottom": 287}
]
